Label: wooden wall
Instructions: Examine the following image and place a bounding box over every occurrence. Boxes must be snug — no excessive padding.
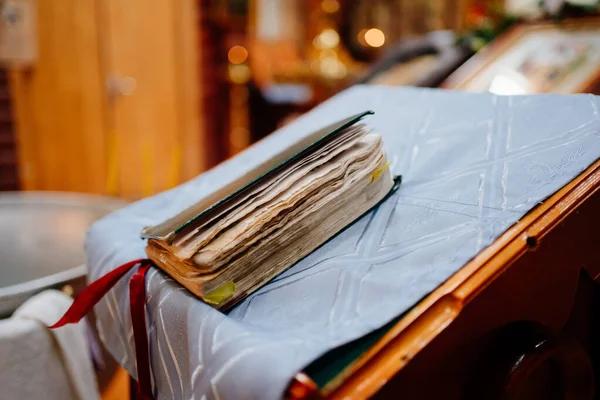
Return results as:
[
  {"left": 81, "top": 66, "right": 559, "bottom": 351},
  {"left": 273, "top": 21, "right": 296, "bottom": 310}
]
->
[
  {"left": 198, "top": 0, "right": 230, "bottom": 167},
  {"left": 10, "top": 0, "right": 107, "bottom": 193},
  {"left": 0, "top": 69, "right": 18, "bottom": 190},
  {"left": 10, "top": 0, "right": 207, "bottom": 199}
]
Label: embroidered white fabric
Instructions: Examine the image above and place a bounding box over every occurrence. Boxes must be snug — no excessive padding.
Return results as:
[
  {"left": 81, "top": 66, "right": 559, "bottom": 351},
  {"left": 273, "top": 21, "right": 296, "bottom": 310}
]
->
[{"left": 88, "top": 86, "right": 600, "bottom": 399}]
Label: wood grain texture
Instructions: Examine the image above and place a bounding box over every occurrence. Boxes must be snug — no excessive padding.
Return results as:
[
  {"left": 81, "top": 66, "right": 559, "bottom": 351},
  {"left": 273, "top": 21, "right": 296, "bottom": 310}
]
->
[
  {"left": 102, "top": 0, "right": 207, "bottom": 199},
  {"left": 10, "top": 0, "right": 107, "bottom": 193},
  {"left": 10, "top": 0, "right": 206, "bottom": 197},
  {"left": 176, "top": 0, "right": 207, "bottom": 182},
  {"left": 103, "top": 0, "right": 177, "bottom": 198}
]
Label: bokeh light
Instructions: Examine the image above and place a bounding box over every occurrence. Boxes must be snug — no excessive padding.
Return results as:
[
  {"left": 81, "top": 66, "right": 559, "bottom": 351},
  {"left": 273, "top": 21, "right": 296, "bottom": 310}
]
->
[
  {"left": 228, "top": 45, "right": 248, "bottom": 65},
  {"left": 364, "top": 28, "right": 385, "bottom": 48},
  {"left": 313, "top": 28, "right": 340, "bottom": 50},
  {"left": 320, "top": 0, "right": 340, "bottom": 13},
  {"left": 228, "top": 64, "right": 251, "bottom": 84},
  {"left": 357, "top": 29, "right": 369, "bottom": 47}
]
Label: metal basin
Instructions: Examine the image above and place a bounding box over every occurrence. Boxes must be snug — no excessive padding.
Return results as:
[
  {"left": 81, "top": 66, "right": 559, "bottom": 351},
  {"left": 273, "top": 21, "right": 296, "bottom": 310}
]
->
[{"left": 0, "top": 192, "right": 126, "bottom": 317}]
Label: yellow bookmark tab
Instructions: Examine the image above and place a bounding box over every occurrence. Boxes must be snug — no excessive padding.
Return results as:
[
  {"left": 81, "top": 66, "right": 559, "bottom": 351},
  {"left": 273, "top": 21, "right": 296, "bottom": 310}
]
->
[
  {"left": 371, "top": 161, "right": 391, "bottom": 183},
  {"left": 204, "top": 281, "right": 237, "bottom": 305}
]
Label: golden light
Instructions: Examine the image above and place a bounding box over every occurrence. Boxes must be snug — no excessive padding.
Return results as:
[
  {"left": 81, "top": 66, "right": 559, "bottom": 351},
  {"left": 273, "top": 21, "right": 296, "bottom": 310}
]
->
[
  {"left": 310, "top": 59, "right": 321, "bottom": 73},
  {"left": 364, "top": 28, "right": 385, "bottom": 48},
  {"left": 320, "top": 0, "right": 340, "bottom": 13},
  {"left": 321, "top": 58, "right": 347, "bottom": 79},
  {"left": 228, "top": 45, "right": 248, "bottom": 65},
  {"left": 357, "top": 29, "right": 369, "bottom": 47},
  {"left": 315, "top": 52, "right": 347, "bottom": 80},
  {"left": 228, "top": 64, "right": 251, "bottom": 84},
  {"left": 319, "top": 49, "right": 336, "bottom": 60},
  {"left": 313, "top": 28, "right": 339, "bottom": 50}
]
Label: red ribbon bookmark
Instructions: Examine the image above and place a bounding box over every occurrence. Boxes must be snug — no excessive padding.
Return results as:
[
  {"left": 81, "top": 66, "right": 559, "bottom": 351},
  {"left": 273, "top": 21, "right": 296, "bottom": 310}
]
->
[{"left": 49, "top": 258, "right": 154, "bottom": 400}]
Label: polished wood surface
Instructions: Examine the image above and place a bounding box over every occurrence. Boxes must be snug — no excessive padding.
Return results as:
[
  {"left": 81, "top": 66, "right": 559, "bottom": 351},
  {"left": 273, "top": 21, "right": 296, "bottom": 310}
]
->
[
  {"left": 10, "top": 0, "right": 107, "bottom": 193},
  {"left": 10, "top": 0, "right": 206, "bottom": 198},
  {"left": 177, "top": 0, "right": 206, "bottom": 182},
  {"left": 102, "top": 0, "right": 200, "bottom": 198},
  {"left": 101, "top": 367, "right": 130, "bottom": 400},
  {"left": 324, "top": 159, "right": 600, "bottom": 399}
]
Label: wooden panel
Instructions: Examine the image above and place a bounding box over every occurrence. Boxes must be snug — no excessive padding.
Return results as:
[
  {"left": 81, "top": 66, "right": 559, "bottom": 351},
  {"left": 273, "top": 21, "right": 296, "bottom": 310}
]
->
[
  {"left": 101, "top": 367, "right": 130, "bottom": 400},
  {"left": 198, "top": 0, "right": 229, "bottom": 167},
  {"left": 0, "top": 69, "right": 19, "bottom": 190},
  {"left": 10, "top": 0, "right": 206, "bottom": 197},
  {"left": 176, "top": 0, "right": 207, "bottom": 182},
  {"left": 102, "top": 0, "right": 205, "bottom": 199},
  {"left": 10, "top": 0, "right": 107, "bottom": 193},
  {"left": 102, "top": 0, "right": 175, "bottom": 198}
]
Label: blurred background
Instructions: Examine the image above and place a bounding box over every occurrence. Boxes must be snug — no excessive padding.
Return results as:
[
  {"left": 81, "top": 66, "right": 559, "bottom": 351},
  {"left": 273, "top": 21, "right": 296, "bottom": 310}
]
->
[{"left": 1, "top": 0, "right": 600, "bottom": 200}]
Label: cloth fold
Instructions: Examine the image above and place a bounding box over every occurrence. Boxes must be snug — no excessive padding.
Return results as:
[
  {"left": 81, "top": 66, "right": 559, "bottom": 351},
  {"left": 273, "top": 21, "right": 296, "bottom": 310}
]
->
[
  {"left": 88, "top": 86, "right": 600, "bottom": 399},
  {"left": 0, "top": 290, "right": 100, "bottom": 400}
]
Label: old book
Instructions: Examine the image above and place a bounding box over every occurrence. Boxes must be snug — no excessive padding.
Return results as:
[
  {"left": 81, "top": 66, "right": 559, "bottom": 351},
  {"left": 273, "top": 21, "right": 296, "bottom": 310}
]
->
[{"left": 141, "top": 111, "right": 398, "bottom": 310}]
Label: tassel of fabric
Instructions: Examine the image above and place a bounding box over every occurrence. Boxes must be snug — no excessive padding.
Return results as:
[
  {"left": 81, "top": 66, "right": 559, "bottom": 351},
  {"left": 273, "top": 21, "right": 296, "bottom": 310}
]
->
[{"left": 49, "top": 258, "right": 154, "bottom": 400}]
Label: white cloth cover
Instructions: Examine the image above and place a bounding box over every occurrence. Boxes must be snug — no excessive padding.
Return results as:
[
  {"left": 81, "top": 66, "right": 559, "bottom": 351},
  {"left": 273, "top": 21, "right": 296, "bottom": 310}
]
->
[
  {"left": 88, "top": 86, "right": 600, "bottom": 399},
  {"left": 0, "top": 290, "right": 100, "bottom": 400}
]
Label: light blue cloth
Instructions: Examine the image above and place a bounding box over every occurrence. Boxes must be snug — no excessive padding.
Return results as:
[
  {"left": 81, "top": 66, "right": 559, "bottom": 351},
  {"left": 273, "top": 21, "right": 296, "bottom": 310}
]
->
[{"left": 88, "top": 86, "right": 600, "bottom": 399}]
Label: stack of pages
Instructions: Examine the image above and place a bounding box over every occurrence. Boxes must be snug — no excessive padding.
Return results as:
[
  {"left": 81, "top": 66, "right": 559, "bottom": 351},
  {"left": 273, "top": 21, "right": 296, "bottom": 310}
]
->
[{"left": 142, "top": 112, "right": 398, "bottom": 310}]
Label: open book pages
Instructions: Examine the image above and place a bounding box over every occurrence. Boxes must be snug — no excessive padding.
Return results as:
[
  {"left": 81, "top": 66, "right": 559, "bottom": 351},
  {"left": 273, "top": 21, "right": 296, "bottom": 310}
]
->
[{"left": 143, "top": 113, "right": 397, "bottom": 310}]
